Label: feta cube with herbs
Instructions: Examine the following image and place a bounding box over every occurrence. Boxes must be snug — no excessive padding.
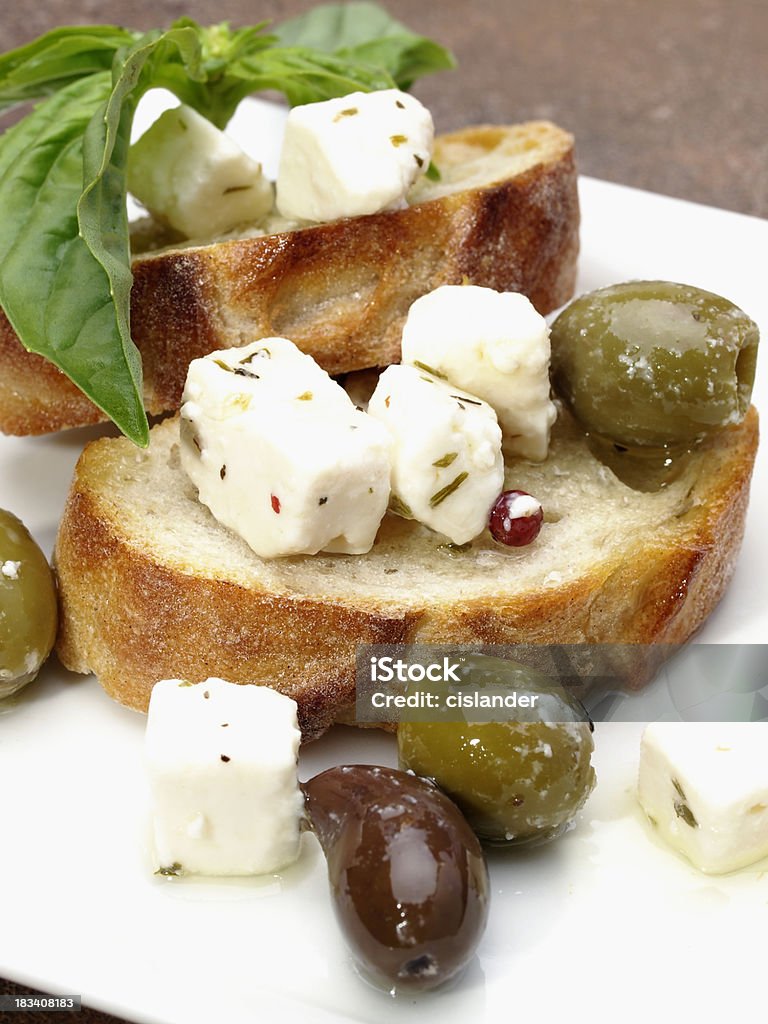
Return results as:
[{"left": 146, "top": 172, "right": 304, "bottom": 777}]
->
[
  {"left": 401, "top": 285, "right": 557, "bottom": 461},
  {"left": 180, "top": 338, "right": 391, "bottom": 558},
  {"left": 127, "top": 104, "right": 273, "bottom": 238},
  {"left": 276, "top": 88, "right": 434, "bottom": 221},
  {"left": 367, "top": 364, "right": 504, "bottom": 545},
  {"left": 145, "top": 678, "right": 303, "bottom": 877},
  {"left": 638, "top": 723, "right": 768, "bottom": 874}
]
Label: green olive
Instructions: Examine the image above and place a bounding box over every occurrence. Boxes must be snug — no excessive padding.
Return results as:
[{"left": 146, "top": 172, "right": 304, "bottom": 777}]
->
[
  {"left": 550, "top": 280, "right": 759, "bottom": 449},
  {"left": 0, "top": 509, "right": 58, "bottom": 698},
  {"left": 397, "top": 658, "right": 596, "bottom": 847}
]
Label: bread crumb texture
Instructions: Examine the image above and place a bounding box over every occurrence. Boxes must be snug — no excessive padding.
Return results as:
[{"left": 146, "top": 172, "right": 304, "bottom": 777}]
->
[{"left": 54, "top": 407, "right": 758, "bottom": 739}]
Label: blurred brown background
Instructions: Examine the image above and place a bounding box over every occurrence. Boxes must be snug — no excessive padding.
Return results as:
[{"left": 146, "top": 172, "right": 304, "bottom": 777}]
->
[
  {"left": 1, "top": 0, "right": 767, "bottom": 216},
  {"left": 0, "top": 0, "right": 765, "bottom": 1021}
]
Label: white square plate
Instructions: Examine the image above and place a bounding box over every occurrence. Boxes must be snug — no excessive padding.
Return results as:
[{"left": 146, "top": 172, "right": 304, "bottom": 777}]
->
[{"left": 1, "top": 96, "right": 767, "bottom": 1022}]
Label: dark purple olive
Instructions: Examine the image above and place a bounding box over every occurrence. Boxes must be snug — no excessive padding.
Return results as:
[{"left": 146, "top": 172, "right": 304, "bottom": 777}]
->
[{"left": 303, "top": 765, "right": 489, "bottom": 991}]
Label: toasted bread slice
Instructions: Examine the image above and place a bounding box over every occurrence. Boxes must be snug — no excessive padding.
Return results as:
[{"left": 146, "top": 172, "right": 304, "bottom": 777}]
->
[
  {"left": 0, "top": 122, "right": 578, "bottom": 436},
  {"left": 54, "top": 406, "right": 758, "bottom": 740}
]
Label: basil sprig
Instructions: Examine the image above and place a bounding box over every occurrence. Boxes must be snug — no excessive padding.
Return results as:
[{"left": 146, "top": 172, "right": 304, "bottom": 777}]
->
[
  {"left": 274, "top": 1, "right": 455, "bottom": 90},
  {"left": 0, "top": 6, "right": 453, "bottom": 445}
]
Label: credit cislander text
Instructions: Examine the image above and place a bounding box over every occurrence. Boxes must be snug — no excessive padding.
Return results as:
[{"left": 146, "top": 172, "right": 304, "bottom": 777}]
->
[{"left": 370, "top": 690, "right": 540, "bottom": 709}]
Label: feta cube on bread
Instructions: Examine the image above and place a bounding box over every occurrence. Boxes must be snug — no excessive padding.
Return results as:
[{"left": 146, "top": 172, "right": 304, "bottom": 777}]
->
[
  {"left": 180, "top": 339, "right": 391, "bottom": 558},
  {"left": 127, "top": 104, "right": 273, "bottom": 238},
  {"left": 401, "top": 286, "right": 557, "bottom": 461},
  {"left": 276, "top": 89, "right": 433, "bottom": 221},
  {"left": 367, "top": 364, "right": 504, "bottom": 545},
  {"left": 638, "top": 723, "right": 768, "bottom": 874},
  {"left": 145, "top": 678, "right": 303, "bottom": 876}
]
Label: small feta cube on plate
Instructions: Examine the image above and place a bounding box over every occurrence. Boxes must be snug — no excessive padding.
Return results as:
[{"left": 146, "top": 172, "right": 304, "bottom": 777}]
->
[
  {"left": 276, "top": 88, "right": 433, "bottom": 221},
  {"left": 401, "top": 285, "right": 557, "bottom": 461},
  {"left": 180, "top": 339, "right": 391, "bottom": 558},
  {"left": 638, "top": 722, "right": 768, "bottom": 874},
  {"left": 127, "top": 104, "right": 273, "bottom": 238},
  {"left": 367, "top": 363, "right": 504, "bottom": 545},
  {"left": 146, "top": 678, "right": 303, "bottom": 876}
]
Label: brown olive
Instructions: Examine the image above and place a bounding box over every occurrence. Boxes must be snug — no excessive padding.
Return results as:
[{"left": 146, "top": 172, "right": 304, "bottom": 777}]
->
[{"left": 302, "top": 764, "right": 489, "bottom": 991}]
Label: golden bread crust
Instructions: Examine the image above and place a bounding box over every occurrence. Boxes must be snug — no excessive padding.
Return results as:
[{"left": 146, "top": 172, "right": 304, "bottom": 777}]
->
[
  {"left": 54, "top": 407, "right": 759, "bottom": 741},
  {"left": 0, "top": 122, "right": 578, "bottom": 435}
]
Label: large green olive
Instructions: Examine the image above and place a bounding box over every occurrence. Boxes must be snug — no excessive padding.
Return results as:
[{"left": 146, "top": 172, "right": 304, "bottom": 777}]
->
[
  {"left": 0, "top": 509, "right": 58, "bottom": 699},
  {"left": 398, "top": 658, "right": 596, "bottom": 847},
  {"left": 550, "top": 281, "right": 759, "bottom": 449}
]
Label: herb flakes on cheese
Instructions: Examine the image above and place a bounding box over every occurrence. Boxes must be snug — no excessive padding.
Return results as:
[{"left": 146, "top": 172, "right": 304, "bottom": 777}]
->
[
  {"left": 276, "top": 88, "right": 433, "bottom": 222},
  {"left": 368, "top": 364, "right": 503, "bottom": 545},
  {"left": 402, "top": 285, "right": 557, "bottom": 462},
  {"left": 180, "top": 338, "right": 391, "bottom": 558}
]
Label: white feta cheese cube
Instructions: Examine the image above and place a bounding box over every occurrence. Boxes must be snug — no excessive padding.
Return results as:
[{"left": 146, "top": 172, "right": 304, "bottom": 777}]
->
[
  {"left": 127, "top": 104, "right": 273, "bottom": 238},
  {"left": 145, "top": 678, "right": 303, "bottom": 876},
  {"left": 180, "top": 338, "right": 391, "bottom": 558},
  {"left": 182, "top": 336, "right": 349, "bottom": 413},
  {"left": 401, "top": 285, "right": 557, "bottom": 461},
  {"left": 276, "top": 88, "right": 433, "bottom": 222},
  {"left": 638, "top": 722, "right": 768, "bottom": 874},
  {"left": 367, "top": 364, "right": 503, "bottom": 545}
]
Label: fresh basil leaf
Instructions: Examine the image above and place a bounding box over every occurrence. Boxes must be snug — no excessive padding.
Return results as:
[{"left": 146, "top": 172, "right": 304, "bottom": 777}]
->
[
  {"left": 275, "top": 2, "right": 406, "bottom": 51},
  {"left": 226, "top": 47, "right": 395, "bottom": 108},
  {"left": 0, "top": 73, "right": 151, "bottom": 442},
  {"left": 336, "top": 36, "right": 455, "bottom": 91},
  {"left": 0, "top": 27, "right": 206, "bottom": 446},
  {"left": 0, "top": 26, "right": 136, "bottom": 113},
  {"left": 274, "top": 2, "right": 455, "bottom": 89},
  {"left": 74, "top": 27, "right": 206, "bottom": 444}
]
